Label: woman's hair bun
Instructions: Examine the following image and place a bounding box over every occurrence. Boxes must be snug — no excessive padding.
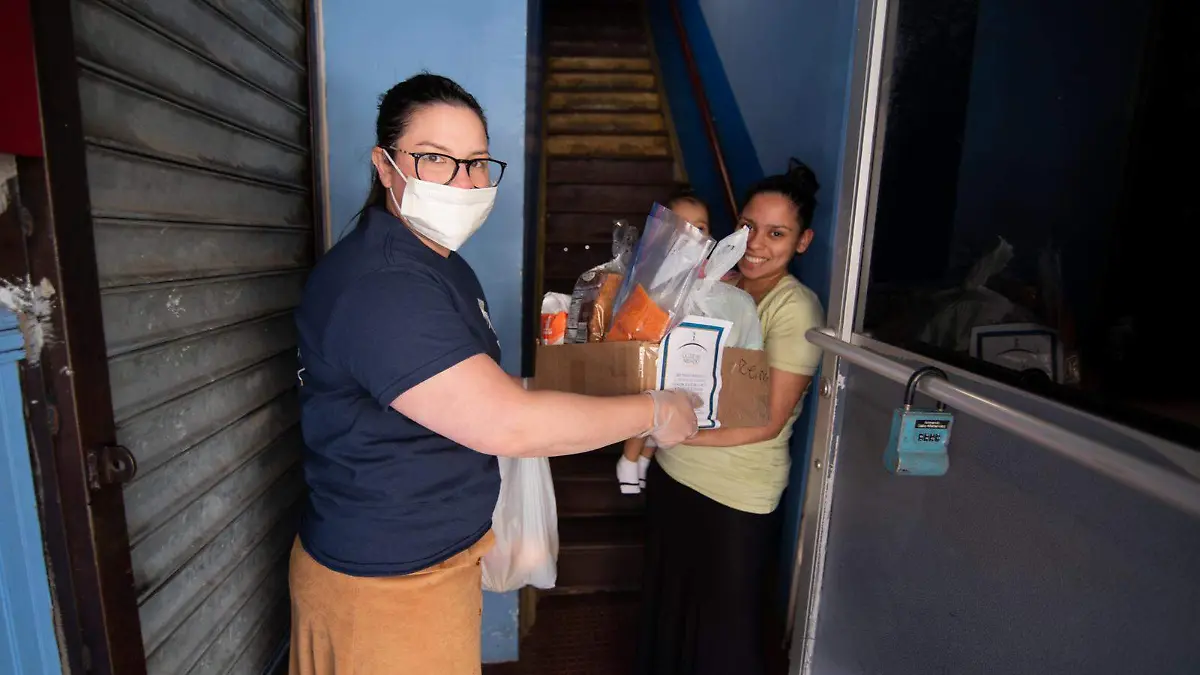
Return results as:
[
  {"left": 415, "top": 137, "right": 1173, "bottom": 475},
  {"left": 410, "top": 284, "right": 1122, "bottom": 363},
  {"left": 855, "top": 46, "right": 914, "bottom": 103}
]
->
[
  {"left": 742, "top": 157, "right": 821, "bottom": 229},
  {"left": 785, "top": 158, "right": 820, "bottom": 199}
]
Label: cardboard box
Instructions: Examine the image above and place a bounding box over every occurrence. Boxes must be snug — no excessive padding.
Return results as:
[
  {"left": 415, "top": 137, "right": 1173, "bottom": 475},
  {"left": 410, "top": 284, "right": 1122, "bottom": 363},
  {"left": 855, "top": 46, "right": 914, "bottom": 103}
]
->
[{"left": 532, "top": 342, "right": 770, "bottom": 428}]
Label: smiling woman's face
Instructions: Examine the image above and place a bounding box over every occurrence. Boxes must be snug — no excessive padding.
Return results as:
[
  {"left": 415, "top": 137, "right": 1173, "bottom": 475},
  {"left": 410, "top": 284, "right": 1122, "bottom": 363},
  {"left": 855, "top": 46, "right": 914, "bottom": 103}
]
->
[{"left": 736, "top": 192, "right": 814, "bottom": 282}]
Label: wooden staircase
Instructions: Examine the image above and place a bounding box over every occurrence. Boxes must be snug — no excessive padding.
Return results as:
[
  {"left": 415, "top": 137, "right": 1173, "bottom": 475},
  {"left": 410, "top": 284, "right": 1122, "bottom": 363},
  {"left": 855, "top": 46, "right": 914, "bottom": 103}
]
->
[{"left": 539, "top": 0, "right": 681, "bottom": 595}]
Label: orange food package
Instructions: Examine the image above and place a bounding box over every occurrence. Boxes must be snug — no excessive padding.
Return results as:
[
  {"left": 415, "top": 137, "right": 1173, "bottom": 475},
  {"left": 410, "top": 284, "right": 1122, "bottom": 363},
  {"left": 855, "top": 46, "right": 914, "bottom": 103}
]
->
[
  {"left": 587, "top": 273, "right": 626, "bottom": 342},
  {"left": 540, "top": 292, "right": 571, "bottom": 345},
  {"left": 541, "top": 312, "right": 567, "bottom": 345},
  {"left": 606, "top": 283, "right": 672, "bottom": 343}
]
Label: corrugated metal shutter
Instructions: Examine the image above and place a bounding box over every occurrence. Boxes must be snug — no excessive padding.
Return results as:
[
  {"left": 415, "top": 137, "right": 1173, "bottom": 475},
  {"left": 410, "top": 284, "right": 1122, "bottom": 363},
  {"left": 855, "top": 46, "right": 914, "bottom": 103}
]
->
[{"left": 71, "top": 0, "right": 313, "bottom": 673}]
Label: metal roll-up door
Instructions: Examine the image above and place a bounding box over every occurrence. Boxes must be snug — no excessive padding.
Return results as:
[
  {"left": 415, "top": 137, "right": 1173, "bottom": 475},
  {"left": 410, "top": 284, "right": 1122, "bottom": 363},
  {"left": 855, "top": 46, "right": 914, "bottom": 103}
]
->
[{"left": 72, "top": 0, "right": 313, "bottom": 672}]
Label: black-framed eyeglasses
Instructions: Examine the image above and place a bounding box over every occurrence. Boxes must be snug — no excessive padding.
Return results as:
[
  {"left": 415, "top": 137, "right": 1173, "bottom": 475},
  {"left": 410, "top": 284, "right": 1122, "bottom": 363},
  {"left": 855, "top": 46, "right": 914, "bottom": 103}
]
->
[{"left": 394, "top": 149, "right": 507, "bottom": 188}]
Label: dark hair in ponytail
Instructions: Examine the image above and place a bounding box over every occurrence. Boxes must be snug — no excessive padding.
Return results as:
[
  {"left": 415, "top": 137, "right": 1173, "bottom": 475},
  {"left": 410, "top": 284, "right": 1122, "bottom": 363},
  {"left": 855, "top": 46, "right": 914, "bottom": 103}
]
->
[
  {"left": 353, "top": 73, "right": 488, "bottom": 227},
  {"left": 743, "top": 158, "right": 820, "bottom": 230}
]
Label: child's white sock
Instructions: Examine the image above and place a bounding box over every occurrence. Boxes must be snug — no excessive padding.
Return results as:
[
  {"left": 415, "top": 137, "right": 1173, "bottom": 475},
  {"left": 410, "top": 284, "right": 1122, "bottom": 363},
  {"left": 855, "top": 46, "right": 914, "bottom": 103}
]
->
[
  {"left": 617, "top": 457, "right": 641, "bottom": 494},
  {"left": 637, "top": 455, "right": 651, "bottom": 489}
]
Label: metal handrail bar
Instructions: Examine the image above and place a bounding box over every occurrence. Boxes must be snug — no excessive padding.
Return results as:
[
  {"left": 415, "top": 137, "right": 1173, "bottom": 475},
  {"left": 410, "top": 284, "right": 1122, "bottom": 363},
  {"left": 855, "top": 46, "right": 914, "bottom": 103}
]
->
[{"left": 807, "top": 328, "right": 1200, "bottom": 519}]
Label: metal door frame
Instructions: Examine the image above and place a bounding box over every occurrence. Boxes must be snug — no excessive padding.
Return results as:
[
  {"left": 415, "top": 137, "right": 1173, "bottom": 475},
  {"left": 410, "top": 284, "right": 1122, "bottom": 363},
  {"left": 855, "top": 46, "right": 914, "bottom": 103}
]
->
[
  {"left": 786, "top": 0, "right": 898, "bottom": 670},
  {"left": 308, "top": 0, "right": 333, "bottom": 254},
  {"left": 13, "top": 1, "right": 148, "bottom": 671}
]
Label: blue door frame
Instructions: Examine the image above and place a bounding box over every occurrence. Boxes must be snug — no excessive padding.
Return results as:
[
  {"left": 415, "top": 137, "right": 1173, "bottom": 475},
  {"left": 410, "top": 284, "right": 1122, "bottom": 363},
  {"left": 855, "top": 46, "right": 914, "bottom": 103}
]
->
[{"left": 0, "top": 309, "right": 62, "bottom": 675}]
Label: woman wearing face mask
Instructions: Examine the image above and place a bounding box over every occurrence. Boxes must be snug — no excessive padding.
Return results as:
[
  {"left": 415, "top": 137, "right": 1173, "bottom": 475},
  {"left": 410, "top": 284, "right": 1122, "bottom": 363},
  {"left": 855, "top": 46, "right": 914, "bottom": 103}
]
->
[
  {"left": 289, "top": 74, "right": 699, "bottom": 675},
  {"left": 637, "top": 160, "right": 825, "bottom": 675}
]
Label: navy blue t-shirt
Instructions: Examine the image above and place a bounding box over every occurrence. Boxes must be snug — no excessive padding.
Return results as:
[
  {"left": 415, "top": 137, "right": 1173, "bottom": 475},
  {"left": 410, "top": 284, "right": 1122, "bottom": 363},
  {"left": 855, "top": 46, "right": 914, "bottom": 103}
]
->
[{"left": 294, "top": 206, "right": 502, "bottom": 576}]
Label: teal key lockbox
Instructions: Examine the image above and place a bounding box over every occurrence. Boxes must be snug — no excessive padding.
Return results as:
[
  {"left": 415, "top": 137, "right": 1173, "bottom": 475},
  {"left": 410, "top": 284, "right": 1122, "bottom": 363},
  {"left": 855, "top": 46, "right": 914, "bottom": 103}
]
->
[{"left": 884, "top": 366, "right": 953, "bottom": 476}]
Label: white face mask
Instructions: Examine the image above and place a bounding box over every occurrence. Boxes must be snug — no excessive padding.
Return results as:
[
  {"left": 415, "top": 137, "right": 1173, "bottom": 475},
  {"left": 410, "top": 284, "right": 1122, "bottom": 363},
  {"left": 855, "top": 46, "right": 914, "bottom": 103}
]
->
[{"left": 381, "top": 151, "right": 497, "bottom": 251}]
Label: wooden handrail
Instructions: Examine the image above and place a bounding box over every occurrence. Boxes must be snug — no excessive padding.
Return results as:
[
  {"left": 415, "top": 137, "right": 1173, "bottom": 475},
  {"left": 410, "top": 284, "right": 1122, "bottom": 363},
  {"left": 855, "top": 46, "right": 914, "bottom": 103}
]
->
[{"left": 669, "top": 0, "right": 738, "bottom": 224}]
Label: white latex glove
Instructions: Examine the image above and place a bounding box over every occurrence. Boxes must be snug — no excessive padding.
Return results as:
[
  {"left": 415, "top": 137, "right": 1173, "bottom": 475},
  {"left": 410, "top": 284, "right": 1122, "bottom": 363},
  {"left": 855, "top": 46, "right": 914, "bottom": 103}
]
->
[{"left": 642, "top": 390, "right": 700, "bottom": 449}]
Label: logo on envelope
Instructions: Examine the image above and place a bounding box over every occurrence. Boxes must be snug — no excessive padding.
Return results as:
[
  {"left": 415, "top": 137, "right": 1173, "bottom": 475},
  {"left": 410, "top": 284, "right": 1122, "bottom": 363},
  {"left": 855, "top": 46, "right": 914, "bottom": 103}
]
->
[{"left": 678, "top": 330, "right": 709, "bottom": 365}]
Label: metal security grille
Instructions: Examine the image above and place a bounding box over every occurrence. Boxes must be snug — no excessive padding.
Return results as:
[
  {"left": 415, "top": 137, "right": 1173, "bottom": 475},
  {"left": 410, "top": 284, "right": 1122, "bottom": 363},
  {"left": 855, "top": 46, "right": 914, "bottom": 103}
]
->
[{"left": 72, "top": 0, "right": 313, "bottom": 672}]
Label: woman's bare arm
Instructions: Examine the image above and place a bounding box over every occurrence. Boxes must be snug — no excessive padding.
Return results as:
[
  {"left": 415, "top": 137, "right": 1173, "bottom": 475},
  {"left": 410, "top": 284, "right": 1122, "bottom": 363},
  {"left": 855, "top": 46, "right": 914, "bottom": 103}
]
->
[
  {"left": 393, "top": 354, "right": 659, "bottom": 457},
  {"left": 683, "top": 368, "right": 812, "bottom": 447}
]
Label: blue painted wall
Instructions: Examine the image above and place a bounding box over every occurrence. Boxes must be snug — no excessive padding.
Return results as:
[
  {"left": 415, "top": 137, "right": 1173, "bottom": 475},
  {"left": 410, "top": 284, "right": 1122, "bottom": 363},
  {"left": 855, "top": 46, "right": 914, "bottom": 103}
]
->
[
  {"left": 648, "top": 0, "right": 762, "bottom": 235},
  {"left": 651, "top": 0, "right": 861, "bottom": 611},
  {"left": 0, "top": 310, "right": 62, "bottom": 675},
  {"left": 321, "top": 0, "right": 540, "bottom": 661}
]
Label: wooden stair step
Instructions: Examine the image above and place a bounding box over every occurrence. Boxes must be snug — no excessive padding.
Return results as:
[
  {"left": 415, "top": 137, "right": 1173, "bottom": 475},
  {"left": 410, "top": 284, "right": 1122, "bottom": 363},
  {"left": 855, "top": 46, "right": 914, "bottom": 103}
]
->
[
  {"left": 546, "top": 183, "right": 675, "bottom": 214},
  {"left": 545, "top": 0, "right": 642, "bottom": 9},
  {"left": 548, "top": 40, "right": 650, "bottom": 58},
  {"left": 545, "top": 211, "right": 649, "bottom": 243},
  {"left": 554, "top": 515, "right": 644, "bottom": 593},
  {"left": 548, "top": 158, "right": 676, "bottom": 185},
  {"left": 543, "top": 277, "right": 580, "bottom": 295},
  {"left": 547, "top": 24, "right": 645, "bottom": 43},
  {"left": 547, "top": 71, "right": 656, "bottom": 92},
  {"left": 552, "top": 453, "right": 644, "bottom": 517},
  {"left": 548, "top": 112, "right": 664, "bottom": 134},
  {"left": 542, "top": 244, "right": 624, "bottom": 280},
  {"left": 550, "top": 446, "right": 627, "bottom": 478},
  {"left": 556, "top": 483, "right": 645, "bottom": 518},
  {"left": 547, "top": 134, "right": 670, "bottom": 158},
  {"left": 548, "top": 91, "right": 660, "bottom": 112},
  {"left": 548, "top": 56, "right": 652, "bottom": 73},
  {"left": 560, "top": 515, "right": 642, "bottom": 550},
  {"left": 545, "top": 4, "right": 643, "bottom": 24},
  {"left": 545, "top": 7, "right": 642, "bottom": 22}
]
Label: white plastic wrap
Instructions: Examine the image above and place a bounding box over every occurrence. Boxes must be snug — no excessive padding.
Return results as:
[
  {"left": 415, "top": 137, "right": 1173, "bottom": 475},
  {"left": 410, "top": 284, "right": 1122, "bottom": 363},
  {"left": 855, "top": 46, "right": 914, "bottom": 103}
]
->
[
  {"left": 481, "top": 456, "right": 559, "bottom": 592},
  {"left": 919, "top": 236, "right": 1022, "bottom": 352},
  {"left": 607, "top": 204, "right": 714, "bottom": 342},
  {"left": 686, "top": 227, "right": 763, "bottom": 349}
]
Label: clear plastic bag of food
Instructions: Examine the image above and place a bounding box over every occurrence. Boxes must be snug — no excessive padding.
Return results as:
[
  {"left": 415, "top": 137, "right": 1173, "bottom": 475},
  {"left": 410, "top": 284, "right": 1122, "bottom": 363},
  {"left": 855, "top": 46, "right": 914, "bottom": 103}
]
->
[
  {"left": 566, "top": 220, "right": 639, "bottom": 343},
  {"left": 687, "top": 227, "right": 763, "bottom": 349},
  {"left": 607, "top": 203, "right": 715, "bottom": 342}
]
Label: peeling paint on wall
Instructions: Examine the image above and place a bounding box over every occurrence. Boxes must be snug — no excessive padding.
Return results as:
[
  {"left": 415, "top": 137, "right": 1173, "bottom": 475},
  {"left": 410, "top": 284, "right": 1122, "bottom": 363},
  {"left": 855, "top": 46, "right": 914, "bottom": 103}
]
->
[
  {"left": 0, "top": 277, "right": 57, "bottom": 365},
  {"left": 0, "top": 154, "right": 17, "bottom": 214}
]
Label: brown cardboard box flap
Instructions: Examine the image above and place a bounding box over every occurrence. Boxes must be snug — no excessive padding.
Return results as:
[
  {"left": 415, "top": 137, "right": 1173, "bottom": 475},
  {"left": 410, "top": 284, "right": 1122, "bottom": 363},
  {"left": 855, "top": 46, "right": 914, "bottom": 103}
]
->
[
  {"left": 533, "top": 343, "right": 769, "bottom": 428},
  {"left": 716, "top": 347, "right": 772, "bottom": 428}
]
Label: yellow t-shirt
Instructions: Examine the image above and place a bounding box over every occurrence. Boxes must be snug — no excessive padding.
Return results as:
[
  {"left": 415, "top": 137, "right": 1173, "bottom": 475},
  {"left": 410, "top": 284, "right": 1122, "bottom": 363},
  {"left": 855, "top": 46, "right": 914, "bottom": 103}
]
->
[{"left": 656, "top": 275, "right": 824, "bottom": 514}]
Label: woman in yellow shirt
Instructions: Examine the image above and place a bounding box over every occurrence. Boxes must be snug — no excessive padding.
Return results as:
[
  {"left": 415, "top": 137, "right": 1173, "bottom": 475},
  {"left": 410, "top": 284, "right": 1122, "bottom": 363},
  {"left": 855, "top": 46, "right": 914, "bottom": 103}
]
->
[{"left": 637, "top": 160, "right": 825, "bottom": 675}]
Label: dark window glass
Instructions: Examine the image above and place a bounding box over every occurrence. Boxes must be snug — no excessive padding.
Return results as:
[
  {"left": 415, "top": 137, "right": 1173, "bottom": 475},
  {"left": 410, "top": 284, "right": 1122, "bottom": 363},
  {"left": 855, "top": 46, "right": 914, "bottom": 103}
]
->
[{"left": 861, "top": 0, "right": 1200, "bottom": 447}]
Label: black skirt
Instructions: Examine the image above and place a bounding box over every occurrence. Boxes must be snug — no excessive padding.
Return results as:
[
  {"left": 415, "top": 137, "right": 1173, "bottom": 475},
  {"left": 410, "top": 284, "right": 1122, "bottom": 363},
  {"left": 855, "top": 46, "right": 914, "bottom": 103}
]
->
[{"left": 636, "top": 461, "right": 781, "bottom": 675}]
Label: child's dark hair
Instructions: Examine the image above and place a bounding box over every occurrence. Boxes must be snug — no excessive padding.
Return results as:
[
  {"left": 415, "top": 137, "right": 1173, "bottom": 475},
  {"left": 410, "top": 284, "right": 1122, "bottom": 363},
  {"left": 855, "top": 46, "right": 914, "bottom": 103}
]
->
[
  {"left": 743, "top": 158, "right": 820, "bottom": 230},
  {"left": 355, "top": 73, "right": 488, "bottom": 226},
  {"left": 664, "top": 184, "right": 710, "bottom": 215}
]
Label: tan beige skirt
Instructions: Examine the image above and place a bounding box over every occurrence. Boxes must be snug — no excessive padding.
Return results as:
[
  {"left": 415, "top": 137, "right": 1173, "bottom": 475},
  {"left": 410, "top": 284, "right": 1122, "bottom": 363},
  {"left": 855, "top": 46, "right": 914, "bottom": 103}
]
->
[{"left": 289, "top": 531, "right": 495, "bottom": 675}]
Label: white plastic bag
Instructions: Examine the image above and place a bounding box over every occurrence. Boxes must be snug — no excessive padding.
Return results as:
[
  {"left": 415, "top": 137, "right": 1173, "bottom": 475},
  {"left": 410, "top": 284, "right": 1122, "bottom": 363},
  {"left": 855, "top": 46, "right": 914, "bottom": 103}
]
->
[
  {"left": 481, "top": 456, "right": 559, "bottom": 592},
  {"left": 687, "top": 227, "right": 764, "bottom": 349}
]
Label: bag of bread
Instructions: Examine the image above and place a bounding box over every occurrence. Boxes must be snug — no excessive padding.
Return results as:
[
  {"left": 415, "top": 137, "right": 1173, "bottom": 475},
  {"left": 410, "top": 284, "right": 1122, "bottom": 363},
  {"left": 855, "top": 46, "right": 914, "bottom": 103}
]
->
[{"left": 566, "top": 220, "right": 638, "bottom": 343}]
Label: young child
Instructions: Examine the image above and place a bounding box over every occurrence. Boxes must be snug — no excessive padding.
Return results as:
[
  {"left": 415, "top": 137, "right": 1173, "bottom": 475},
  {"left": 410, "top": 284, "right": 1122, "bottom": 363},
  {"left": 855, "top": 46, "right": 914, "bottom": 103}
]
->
[{"left": 617, "top": 187, "right": 711, "bottom": 494}]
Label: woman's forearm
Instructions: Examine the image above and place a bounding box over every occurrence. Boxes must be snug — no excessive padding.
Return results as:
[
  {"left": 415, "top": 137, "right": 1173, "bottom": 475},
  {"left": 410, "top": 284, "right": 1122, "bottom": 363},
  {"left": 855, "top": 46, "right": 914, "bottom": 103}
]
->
[
  {"left": 684, "top": 425, "right": 776, "bottom": 447},
  {"left": 506, "top": 390, "right": 654, "bottom": 457},
  {"left": 393, "top": 355, "right": 675, "bottom": 458}
]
